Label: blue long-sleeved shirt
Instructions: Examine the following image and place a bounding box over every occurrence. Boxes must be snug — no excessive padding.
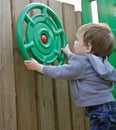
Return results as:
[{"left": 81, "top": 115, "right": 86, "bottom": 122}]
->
[{"left": 43, "top": 53, "right": 116, "bottom": 106}]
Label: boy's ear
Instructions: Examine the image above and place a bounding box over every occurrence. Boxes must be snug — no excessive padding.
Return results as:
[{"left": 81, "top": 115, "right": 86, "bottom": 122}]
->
[{"left": 85, "top": 43, "right": 92, "bottom": 53}]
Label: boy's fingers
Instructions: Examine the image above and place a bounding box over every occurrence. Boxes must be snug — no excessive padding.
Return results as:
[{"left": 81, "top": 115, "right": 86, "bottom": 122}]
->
[{"left": 24, "top": 61, "right": 32, "bottom": 66}]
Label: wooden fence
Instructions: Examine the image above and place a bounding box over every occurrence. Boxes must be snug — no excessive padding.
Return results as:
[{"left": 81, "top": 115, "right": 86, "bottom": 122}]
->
[{"left": 0, "top": 0, "right": 89, "bottom": 130}]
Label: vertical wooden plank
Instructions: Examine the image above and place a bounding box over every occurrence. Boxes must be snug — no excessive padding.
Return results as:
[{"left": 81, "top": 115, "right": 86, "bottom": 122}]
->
[
  {"left": 71, "top": 104, "right": 86, "bottom": 130},
  {"left": 49, "top": 1, "right": 72, "bottom": 130},
  {"left": 62, "top": 3, "right": 85, "bottom": 130},
  {"left": 63, "top": 3, "right": 90, "bottom": 130},
  {"left": 75, "top": 11, "right": 82, "bottom": 30},
  {"left": 11, "top": 0, "right": 37, "bottom": 130},
  {"left": 54, "top": 79, "right": 72, "bottom": 130},
  {"left": 35, "top": 75, "right": 55, "bottom": 130},
  {"left": 48, "top": 0, "right": 63, "bottom": 23},
  {"left": 62, "top": 3, "right": 77, "bottom": 130},
  {"left": 31, "top": 1, "right": 56, "bottom": 130},
  {"left": 84, "top": 110, "right": 90, "bottom": 130},
  {"left": 0, "top": 0, "right": 16, "bottom": 130},
  {"left": 41, "top": 76, "right": 55, "bottom": 130},
  {"left": 75, "top": 11, "right": 90, "bottom": 130},
  {"left": 72, "top": 9, "right": 85, "bottom": 130},
  {"left": 62, "top": 3, "right": 76, "bottom": 49}
]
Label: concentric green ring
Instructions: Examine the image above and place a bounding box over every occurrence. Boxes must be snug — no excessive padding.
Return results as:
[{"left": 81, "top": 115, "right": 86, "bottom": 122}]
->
[{"left": 16, "top": 3, "right": 67, "bottom": 65}]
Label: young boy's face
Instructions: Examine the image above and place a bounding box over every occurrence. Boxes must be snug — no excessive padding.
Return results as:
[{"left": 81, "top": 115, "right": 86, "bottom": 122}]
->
[{"left": 73, "top": 33, "right": 92, "bottom": 55}]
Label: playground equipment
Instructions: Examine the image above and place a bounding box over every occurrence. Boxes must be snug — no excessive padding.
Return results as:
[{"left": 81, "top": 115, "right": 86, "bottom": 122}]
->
[
  {"left": 16, "top": 3, "right": 66, "bottom": 66},
  {"left": 82, "top": 0, "right": 116, "bottom": 98}
]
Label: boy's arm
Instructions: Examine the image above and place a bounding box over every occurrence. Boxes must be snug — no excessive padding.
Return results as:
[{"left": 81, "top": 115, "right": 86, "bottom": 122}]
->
[
  {"left": 24, "top": 44, "right": 72, "bottom": 74},
  {"left": 24, "top": 53, "right": 82, "bottom": 80}
]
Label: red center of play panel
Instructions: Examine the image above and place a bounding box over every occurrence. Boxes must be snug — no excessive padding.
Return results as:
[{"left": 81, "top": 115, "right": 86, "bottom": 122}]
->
[{"left": 41, "top": 34, "right": 47, "bottom": 43}]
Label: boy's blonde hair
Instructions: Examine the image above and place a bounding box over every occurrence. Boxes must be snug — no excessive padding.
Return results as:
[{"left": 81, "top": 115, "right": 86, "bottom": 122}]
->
[{"left": 78, "top": 23, "right": 115, "bottom": 56}]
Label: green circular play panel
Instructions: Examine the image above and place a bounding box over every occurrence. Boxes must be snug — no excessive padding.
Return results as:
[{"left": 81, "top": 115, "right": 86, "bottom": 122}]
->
[{"left": 16, "top": 3, "right": 66, "bottom": 65}]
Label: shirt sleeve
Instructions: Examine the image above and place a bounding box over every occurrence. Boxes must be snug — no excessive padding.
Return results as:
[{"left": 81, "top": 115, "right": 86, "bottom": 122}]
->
[{"left": 43, "top": 53, "right": 83, "bottom": 80}]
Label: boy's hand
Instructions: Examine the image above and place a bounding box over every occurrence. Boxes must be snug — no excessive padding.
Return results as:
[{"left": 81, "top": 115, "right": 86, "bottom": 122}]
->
[
  {"left": 24, "top": 58, "right": 43, "bottom": 73},
  {"left": 61, "top": 44, "right": 72, "bottom": 57}
]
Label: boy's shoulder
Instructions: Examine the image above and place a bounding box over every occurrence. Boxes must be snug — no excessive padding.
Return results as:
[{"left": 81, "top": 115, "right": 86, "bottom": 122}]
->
[
  {"left": 70, "top": 53, "right": 90, "bottom": 60},
  {"left": 69, "top": 53, "right": 90, "bottom": 65}
]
